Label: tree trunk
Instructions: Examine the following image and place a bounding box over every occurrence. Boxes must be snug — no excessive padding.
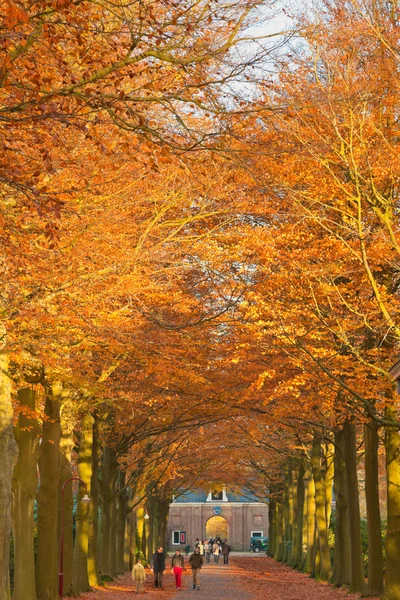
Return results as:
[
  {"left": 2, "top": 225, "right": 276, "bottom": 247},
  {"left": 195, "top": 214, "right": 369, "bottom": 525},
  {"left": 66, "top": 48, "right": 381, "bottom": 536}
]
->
[
  {"left": 275, "top": 501, "right": 284, "bottom": 561},
  {"left": 289, "top": 466, "right": 299, "bottom": 567},
  {"left": 311, "top": 435, "right": 331, "bottom": 582},
  {"left": 73, "top": 412, "right": 93, "bottom": 593},
  {"left": 146, "top": 501, "right": 154, "bottom": 560},
  {"left": 116, "top": 471, "right": 127, "bottom": 574},
  {"left": 0, "top": 350, "right": 18, "bottom": 600},
  {"left": 143, "top": 509, "right": 150, "bottom": 561},
  {"left": 313, "top": 527, "right": 320, "bottom": 579},
  {"left": 282, "top": 467, "right": 291, "bottom": 563},
  {"left": 59, "top": 400, "right": 76, "bottom": 596},
  {"left": 88, "top": 413, "right": 101, "bottom": 587},
  {"left": 124, "top": 510, "right": 133, "bottom": 571},
  {"left": 325, "top": 442, "right": 334, "bottom": 528},
  {"left": 383, "top": 404, "right": 400, "bottom": 600},
  {"left": 100, "top": 505, "right": 110, "bottom": 576},
  {"left": 158, "top": 500, "right": 169, "bottom": 549},
  {"left": 136, "top": 507, "right": 145, "bottom": 561},
  {"left": 268, "top": 498, "right": 276, "bottom": 557},
  {"left": 305, "top": 468, "right": 316, "bottom": 574},
  {"left": 293, "top": 459, "right": 305, "bottom": 568},
  {"left": 110, "top": 495, "right": 118, "bottom": 576},
  {"left": 301, "top": 480, "right": 308, "bottom": 571},
  {"left": 333, "top": 427, "right": 351, "bottom": 587},
  {"left": 36, "top": 388, "right": 62, "bottom": 600},
  {"left": 343, "top": 419, "right": 366, "bottom": 595},
  {"left": 11, "top": 387, "right": 39, "bottom": 600},
  {"left": 99, "top": 446, "right": 117, "bottom": 577},
  {"left": 364, "top": 419, "right": 383, "bottom": 596}
]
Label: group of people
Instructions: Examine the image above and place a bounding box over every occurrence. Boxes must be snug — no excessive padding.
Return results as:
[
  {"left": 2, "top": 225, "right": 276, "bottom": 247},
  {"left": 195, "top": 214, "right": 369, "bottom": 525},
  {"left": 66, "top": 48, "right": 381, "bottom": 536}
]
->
[
  {"left": 131, "top": 538, "right": 232, "bottom": 593},
  {"left": 194, "top": 537, "right": 231, "bottom": 565}
]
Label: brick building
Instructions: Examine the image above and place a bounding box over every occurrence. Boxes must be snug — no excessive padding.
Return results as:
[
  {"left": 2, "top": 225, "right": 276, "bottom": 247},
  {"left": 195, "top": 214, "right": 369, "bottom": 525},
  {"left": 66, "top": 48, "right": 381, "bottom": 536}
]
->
[{"left": 167, "top": 489, "right": 269, "bottom": 551}]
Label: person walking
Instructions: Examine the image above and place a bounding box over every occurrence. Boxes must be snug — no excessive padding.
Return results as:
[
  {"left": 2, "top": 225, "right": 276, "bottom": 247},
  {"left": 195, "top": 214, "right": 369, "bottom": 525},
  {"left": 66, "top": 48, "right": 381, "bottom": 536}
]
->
[
  {"left": 171, "top": 549, "right": 185, "bottom": 590},
  {"left": 204, "top": 539, "right": 211, "bottom": 563},
  {"left": 212, "top": 541, "right": 220, "bottom": 564},
  {"left": 132, "top": 558, "right": 146, "bottom": 593},
  {"left": 222, "top": 540, "right": 231, "bottom": 565},
  {"left": 189, "top": 547, "right": 203, "bottom": 590},
  {"left": 151, "top": 546, "right": 166, "bottom": 589}
]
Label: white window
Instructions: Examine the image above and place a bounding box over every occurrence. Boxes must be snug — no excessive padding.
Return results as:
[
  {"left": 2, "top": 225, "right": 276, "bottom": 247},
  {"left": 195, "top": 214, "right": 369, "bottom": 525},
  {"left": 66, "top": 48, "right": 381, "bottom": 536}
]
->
[
  {"left": 206, "top": 488, "right": 228, "bottom": 502},
  {"left": 172, "top": 531, "right": 180, "bottom": 545},
  {"left": 172, "top": 531, "right": 186, "bottom": 545},
  {"left": 251, "top": 531, "right": 263, "bottom": 538}
]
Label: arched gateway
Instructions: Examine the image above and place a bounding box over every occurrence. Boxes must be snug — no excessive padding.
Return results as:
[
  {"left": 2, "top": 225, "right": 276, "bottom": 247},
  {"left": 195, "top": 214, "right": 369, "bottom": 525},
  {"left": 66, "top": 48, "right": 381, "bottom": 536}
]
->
[
  {"left": 205, "top": 515, "right": 229, "bottom": 540},
  {"left": 167, "top": 489, "right": 269, "bottom": 551}
]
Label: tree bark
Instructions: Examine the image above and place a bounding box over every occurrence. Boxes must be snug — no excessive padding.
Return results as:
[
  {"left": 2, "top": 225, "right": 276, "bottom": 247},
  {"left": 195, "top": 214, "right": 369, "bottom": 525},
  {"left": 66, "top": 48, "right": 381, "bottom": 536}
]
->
[
  {"left": 293, "top": 459, "right": 305, "bottom": 568},
  {"left": 343, "top": 419, "right": 366, "bottom": 595},
  {"left": 99, "top": 446, "right": 117, "bottom": 577},
  {"left": 0, "top": 350, "right": 17, "bottom": 600},
  {"left": 332, "top": 427, "right": 351, "bottom": 587},
  {"left": 110, "top": 493, "right": 118, "bottom": 576},
  {"left": 88, "top": 413, "right": 101, "bottom": 587},
  {"left": 73, "top": 412, "right": 93, "bottom": 593},
  {"left": 11, "top": 387, "right": 39, "bottom": 600},
  {"left": 143, "top": 508, "right": 150, "bottom": 561},
  {"left": 311, "top": 435, "right": 331, "bottom": 581},
  {"left": 116, "top": 471, "right": 128, "bottom": 573},
  {"left": 268, "top": 498, "right": 276, "bottom": 557},
  {"left": 275, "top": 501, "right": 284, "bottom": 561},
  {"left": 305, "top": 467, "right": 316, "bottom": 574},
  {"left": 364, "top": 419, "right": 383, "bottom": 596},
  {"left": 282, "top": 467, "right": 291, "bottom": 563},
  {"left": 124, "top": 510, "right": 133, "bottom": 571},
  {"left": 325, "top": 442, "right": 334, "bottom": 528},
  {"left": 58, "top": 399, "right": 76, "bottom": 596},
  {"left": 383, "top": 404, "right": 400, "bottom": 600},
  {"left": 36, "top": 387, "right": 62, "bottom": 600},
  {"left": 136, "top": 507, "right": 146, "bottom": 561},
  {"left": 146, "top": 500, "right": 154, "bottom": 560},
  {"left": 289, "top": 465, "right": 299, "bottom": 567},
  {"left": 158, "top": 499, "right": 169, "bottom": 549},
  {"left": 301, "top": 479, "right": 308, "bottom": 571}
]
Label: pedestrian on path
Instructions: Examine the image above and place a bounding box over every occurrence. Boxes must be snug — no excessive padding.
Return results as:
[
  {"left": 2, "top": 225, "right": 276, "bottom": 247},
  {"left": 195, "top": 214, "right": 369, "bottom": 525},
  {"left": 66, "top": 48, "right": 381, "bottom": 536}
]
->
[
  {"left": 171, "top": 549, "right": 185, "bottom": 590},
  {"left": 132, "top": 559, "right": 146, "bottom": 593},
  {"left": 204, "top": 539, "right": 212, "bottom": 563},
  {"left": 150, "top": 546, "right": 166, "bottom": 589},
  {"left": 189, "top": 547, "right": 203, "bottom": 590},
  {"left": 212, "top": 541, "right": 220, "bottom": 564},
  {"left": 222, "top": 541, "right": 231, "bottom": 565}
]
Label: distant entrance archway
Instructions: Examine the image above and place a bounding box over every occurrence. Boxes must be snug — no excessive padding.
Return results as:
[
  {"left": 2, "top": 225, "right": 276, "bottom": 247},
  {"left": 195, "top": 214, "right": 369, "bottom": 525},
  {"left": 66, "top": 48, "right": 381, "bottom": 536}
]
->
[{"left": 205, "top": 516, "right": 229, "bottom": 540}]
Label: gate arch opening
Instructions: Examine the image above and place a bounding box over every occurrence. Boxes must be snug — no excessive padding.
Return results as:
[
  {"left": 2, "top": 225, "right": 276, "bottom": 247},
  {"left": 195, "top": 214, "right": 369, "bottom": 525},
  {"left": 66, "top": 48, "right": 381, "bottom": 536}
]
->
[{"left": 205, "top": 516, "right": 229, "bottom": 540}]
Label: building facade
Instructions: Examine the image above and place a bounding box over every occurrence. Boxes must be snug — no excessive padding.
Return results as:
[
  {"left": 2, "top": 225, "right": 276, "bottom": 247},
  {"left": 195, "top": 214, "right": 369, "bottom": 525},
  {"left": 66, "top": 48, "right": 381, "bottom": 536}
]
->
[{"left": 167, "top": 489, "right": 269, "bottom": 551}]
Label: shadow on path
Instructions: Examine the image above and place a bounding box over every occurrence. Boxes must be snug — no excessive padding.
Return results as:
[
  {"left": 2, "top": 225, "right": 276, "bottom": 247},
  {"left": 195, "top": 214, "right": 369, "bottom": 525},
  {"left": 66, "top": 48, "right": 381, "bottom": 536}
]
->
[{"left": 171, "top": 563, "right": 251, "bottom": 599}]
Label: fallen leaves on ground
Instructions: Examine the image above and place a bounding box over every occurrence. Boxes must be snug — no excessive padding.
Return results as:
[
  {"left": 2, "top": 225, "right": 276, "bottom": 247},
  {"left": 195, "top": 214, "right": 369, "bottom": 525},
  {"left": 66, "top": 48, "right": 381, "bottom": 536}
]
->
[
  {"left": 71, "top": 557, "right": 381, "bottom": 600},
  {"left": 231, "top": 556, "right": 380, "bottom": 600},
  {"left": 74, "top": 569, "right": 176, "bottom": 600}
]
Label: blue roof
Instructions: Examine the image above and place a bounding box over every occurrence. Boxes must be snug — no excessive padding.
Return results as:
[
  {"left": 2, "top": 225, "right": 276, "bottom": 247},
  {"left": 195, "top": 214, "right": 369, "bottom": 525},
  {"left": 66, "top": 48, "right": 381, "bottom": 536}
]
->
[
  {"left": 226, "top": 491, "right": 260, "bottom": 502},
  {"left": 173, "top": 491, "right": 208, "bottom": 503},
  {"left": 172, "top": 490, "right": 262, "bottom": 503}
]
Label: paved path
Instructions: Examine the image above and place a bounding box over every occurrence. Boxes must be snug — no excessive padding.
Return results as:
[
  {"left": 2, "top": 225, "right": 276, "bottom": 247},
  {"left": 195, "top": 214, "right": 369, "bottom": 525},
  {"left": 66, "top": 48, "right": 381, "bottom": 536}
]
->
[{"left": 170, "top": 563, "right": 251, "bottom": 599}]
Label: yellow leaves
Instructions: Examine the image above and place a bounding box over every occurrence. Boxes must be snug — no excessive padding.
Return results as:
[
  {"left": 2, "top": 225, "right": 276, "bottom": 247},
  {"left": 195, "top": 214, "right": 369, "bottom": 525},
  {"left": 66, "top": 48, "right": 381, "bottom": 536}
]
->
[{"left": 251, "top": 370, "right": 276, "bottom": 391}]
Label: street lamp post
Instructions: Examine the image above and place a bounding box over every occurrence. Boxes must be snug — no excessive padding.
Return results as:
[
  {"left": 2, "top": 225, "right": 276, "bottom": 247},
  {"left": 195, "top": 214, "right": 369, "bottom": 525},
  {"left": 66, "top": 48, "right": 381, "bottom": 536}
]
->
[{"left": 59, "top": 477, "right": 90, "bottom": 598}]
